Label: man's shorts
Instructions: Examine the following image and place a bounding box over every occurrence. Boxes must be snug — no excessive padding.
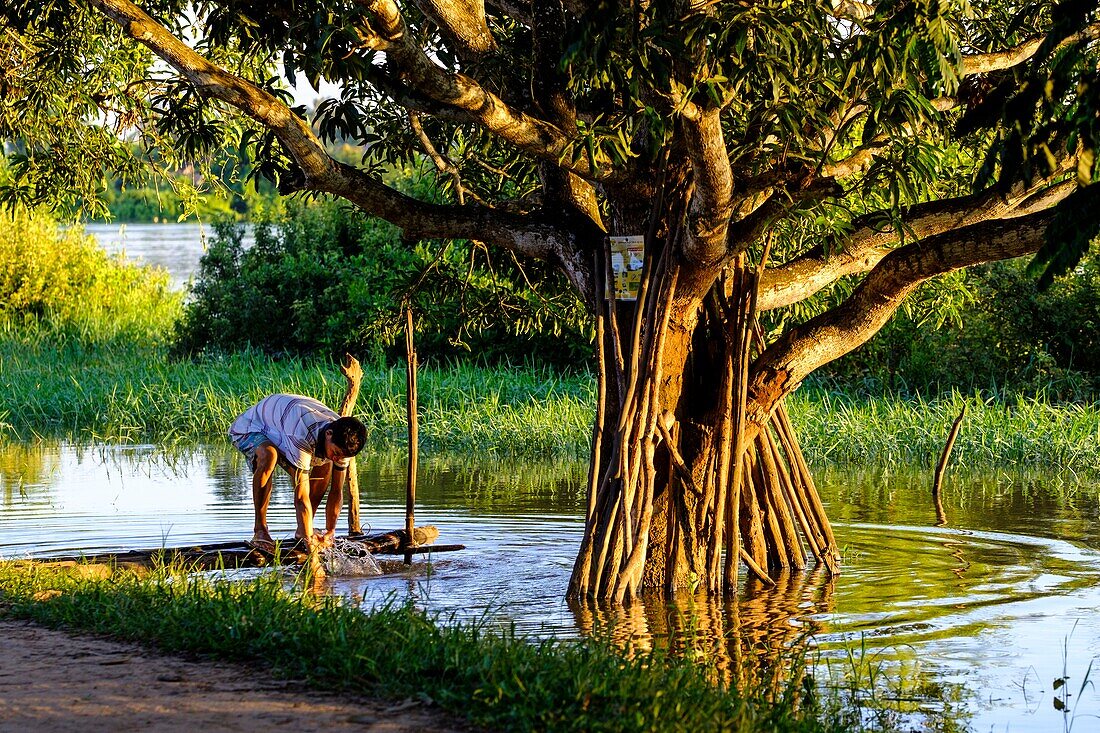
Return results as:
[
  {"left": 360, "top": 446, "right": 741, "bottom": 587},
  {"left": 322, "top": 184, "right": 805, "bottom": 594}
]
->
[{"left": 231, "top": 432, "right": 299, "bottom": 475}]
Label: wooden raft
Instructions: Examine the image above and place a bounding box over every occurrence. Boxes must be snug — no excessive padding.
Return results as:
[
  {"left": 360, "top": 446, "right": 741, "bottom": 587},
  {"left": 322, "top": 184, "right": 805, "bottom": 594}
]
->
[{"left": 25, "top": 526, "right": 464, "bottom": 575}]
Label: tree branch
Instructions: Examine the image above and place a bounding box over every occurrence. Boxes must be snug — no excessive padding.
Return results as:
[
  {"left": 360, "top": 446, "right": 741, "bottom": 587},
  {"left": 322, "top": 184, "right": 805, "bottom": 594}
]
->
[
  {"left": 87, "top": 0, "right": 572, "bottom": 263},
  {"left": 747, "top": 207, "right": 1058, "bottom": 423},
  {"left": 829, "top": 0, "right": 874, "bottom": 22},
  {"left": 353, "top": 0, "right": 602, "bottom": 180},
  {"left": 682, "top": 109, "right": 734, "bottom": 266},
  {"left": 411, "top": 0, "right": 497, "bottom": 57},
  {"left": 757, "top": 178, "right": 1075, "bottom": 311},
  {"left": 815, "top": 22, "right": 1099, "bottom": 183},
  {"left": 960, "top": 22, "right": 1100, "bottom": 76},
  {"left": 819, "top": 96, "right": 956, "bottom": 179},
  {"left": 89, "top": 0, "right": 334, "bottom": 183}
]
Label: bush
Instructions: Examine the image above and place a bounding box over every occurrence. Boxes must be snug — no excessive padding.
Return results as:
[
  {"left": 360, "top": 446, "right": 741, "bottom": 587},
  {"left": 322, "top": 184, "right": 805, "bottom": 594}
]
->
[
  {"left": 0, "top": 208, "right": 181, "bottom": 342},
  {"left": 174, "top": 193, "right": 594, "bottom": 368}
]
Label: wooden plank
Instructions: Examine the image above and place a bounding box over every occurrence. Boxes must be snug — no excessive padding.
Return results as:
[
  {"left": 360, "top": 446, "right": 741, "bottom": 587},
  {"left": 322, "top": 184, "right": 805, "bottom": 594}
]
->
[
  {"left": 24, "top": 527, "right": 450, "bottom": 571},
  {"left": 376, "top": 543, "right": 465, "bottom": 556}
]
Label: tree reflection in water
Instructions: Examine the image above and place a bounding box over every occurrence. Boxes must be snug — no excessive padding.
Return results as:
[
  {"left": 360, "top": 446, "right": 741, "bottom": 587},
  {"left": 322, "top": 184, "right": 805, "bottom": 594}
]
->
[
  {"left": 569, "top": 567, "right": 835, "bottom": 692},
  {"left": 0, "top": 442, "right": 61, "bottom": 506}
]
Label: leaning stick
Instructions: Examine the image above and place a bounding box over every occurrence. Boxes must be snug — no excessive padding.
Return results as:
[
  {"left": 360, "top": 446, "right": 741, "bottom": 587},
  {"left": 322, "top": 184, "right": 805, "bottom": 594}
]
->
[
  {"left": 617, "top": 255, "right": 680, "bottom": 594},
  {"left": 585, "top": 252, "right": 608, "bottom": 528},
  {"left": 749, "top": 322, "right": 838, "bottom": 556},
  {"left": 769, "top": 385, "right": 839, "bottom": 560},
  {"left": 738, "top": 452, "right": 770, "bottom": 571},
  {"left": 933, "top": 405, "right": 967, "bottom": 500},
  {"left": 771, "top": 426, "right": 823, "bottom": 560},
  {"left": 708, "top": 336, "right": 735, "bottom": 592},
  {"left": 770, "top": 415, "right": 827, "bottom": 557},
  {"left": 738, "top": 546, "right": 776, "bottom": 587},
  {"left": 603, "top": 247, "right": 627, "bottom": 405},
  {"left": 750, "top": 442, "right": 788, "bottom": 569}
]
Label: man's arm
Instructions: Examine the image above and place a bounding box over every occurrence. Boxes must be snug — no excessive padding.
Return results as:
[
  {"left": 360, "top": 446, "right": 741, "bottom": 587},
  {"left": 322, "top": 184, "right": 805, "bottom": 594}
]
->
[{"left": 292, "top": 469, "right": 316, "bottom": 544}]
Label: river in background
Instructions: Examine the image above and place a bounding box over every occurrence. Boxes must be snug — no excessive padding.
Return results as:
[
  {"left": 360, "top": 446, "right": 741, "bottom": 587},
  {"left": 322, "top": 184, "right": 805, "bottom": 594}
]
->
[
  {"left": 1, "top": 441, "right": 1098, "bottom": 733},
  {"left": 83, "top": 221, "right": 244, "bottom": 289}
]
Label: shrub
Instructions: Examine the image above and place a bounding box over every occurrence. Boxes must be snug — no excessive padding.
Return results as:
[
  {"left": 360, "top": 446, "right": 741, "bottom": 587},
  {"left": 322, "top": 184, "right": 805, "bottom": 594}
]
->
[
  {"left": 174, "top": 193, "right": 594, "bottom": 368},
  {"left": 0, "top": 208, "right": 181, "bottom": 342}
]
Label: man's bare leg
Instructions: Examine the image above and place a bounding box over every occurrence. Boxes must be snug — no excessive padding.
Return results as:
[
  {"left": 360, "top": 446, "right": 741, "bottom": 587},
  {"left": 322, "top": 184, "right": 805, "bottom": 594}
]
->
[{"left": 251, "top": 443, "right": 279, "bottom": 545}]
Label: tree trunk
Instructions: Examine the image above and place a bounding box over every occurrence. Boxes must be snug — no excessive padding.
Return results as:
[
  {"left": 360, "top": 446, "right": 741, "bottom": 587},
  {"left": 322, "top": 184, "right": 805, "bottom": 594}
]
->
[{"left": 568, "top": 238, "right": 840, "bottom": 602}]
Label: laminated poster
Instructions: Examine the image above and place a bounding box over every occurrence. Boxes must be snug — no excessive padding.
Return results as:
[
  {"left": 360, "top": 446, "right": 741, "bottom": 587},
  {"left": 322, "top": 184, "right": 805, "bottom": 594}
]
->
[{"left": 609, "top": 235, "right": 645, "bottom": 301}]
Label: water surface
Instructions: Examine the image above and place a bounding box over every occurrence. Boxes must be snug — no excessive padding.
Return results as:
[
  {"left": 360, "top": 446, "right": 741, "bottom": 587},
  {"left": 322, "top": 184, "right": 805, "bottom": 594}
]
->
[
  {"left": 83, "top": 222, "right": 243, "bottom": 289},
  {"left": 2, "top": 442, "right": 1098, "bottom": 732}
]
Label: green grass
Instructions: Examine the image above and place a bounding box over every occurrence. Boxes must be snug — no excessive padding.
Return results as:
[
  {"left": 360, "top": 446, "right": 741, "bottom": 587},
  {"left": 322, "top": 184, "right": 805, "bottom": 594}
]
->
[
  {"left": 0, "top": 326, "right": 595, "bottom": 457},
  {"left": 4, "top": 323, "right": 1099, "bottom": 470},
  {"left": 789, "top": 387, "right": 1100, "bottom": 472},
  {"left": 0, "top": 561, "right": 863, "bottom": 733}
]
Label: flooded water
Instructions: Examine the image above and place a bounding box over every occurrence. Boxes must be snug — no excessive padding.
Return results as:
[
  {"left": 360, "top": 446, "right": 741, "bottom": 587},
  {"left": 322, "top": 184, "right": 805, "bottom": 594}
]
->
[
  {"left": 83, "top": 222, "right": 238, "bottom": 289},
  {"left": 2, "top": 441, "right": 1099, "bottom": 732}
]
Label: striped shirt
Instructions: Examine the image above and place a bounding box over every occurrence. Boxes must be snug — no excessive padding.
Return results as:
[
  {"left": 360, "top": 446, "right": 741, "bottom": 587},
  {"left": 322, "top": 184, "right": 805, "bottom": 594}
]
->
[{"left": 229, "top": 394, "right": 350, "bottom": 472}]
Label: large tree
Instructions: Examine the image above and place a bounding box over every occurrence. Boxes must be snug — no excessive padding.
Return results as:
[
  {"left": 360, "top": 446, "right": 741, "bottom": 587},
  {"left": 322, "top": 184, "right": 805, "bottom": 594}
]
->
[{"left": 2, "top": 0, "right": 1097, "bottom": 601}]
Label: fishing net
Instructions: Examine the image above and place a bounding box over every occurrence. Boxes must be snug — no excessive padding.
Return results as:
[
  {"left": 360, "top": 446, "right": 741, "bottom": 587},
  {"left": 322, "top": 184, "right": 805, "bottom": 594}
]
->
[{"left": 320, "top": 537, "right": 382, "bottom": 576}]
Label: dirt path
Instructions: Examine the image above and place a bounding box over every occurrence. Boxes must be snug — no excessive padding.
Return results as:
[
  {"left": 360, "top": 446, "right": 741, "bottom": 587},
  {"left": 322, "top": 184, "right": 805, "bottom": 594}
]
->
[{"left": 0, "top": 620, "right": 470, "bottom": 733}]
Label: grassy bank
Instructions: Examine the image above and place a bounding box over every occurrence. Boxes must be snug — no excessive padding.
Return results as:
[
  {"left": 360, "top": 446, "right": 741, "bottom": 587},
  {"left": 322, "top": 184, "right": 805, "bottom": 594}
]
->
[
  {"left": 3, "top": 325, "right": 1099, "bottom": 469},
  {"left": 0, "top": 561, "right": 863, "bottom": 733},
  {"left": 788, "top": 387, "right": 1100, "bottom": 472},
  {"left": 0, "top": 326, "right": 595, "bottom": 457}
]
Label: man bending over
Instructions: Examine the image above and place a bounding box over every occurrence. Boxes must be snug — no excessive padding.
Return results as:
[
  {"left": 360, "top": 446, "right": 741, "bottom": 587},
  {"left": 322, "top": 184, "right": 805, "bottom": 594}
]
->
[{"left": 230, "top": 362, "right": 367, "bottom": 551}]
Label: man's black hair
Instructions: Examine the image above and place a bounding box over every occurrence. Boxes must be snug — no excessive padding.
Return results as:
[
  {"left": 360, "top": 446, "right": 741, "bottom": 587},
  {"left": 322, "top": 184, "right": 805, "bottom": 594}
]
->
[{"left": 328, "top": 416, "right": 367, "bottom": 456}]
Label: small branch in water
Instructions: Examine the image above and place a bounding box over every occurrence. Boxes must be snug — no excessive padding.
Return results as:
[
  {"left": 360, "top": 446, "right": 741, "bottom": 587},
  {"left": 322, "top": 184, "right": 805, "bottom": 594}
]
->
[{"left": 932, "top": 405, "right": 967, "bottom": 526}]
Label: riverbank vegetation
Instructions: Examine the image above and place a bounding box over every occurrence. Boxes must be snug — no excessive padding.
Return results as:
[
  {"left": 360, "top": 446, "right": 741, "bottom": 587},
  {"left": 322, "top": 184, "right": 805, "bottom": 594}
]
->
[
  {"left": 0, "top": 560, "right": 897, "bottom": 733},
  {"left": 4, "top": 320, "right": 1100, "bottom": 470},
  {"left": 176, "top": 193, "right": 1100, "bottom": 399},
  {"left": 2, "top": 208, "right": 1099, "bottom": 470},
  {"left": 173, "top": 194, "right": 592, "bottom": 369}
]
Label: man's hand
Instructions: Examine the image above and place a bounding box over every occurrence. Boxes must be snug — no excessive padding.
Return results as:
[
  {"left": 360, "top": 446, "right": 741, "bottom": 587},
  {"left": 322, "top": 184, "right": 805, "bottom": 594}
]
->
[
  {"left": 340, "top": 353, "right": 362, "bottom": 385},
  {"left": 295, "top": 532, "right": 322, "bottom": 551},
  {"left": 318, "top": 530, "right": 336, "bottom": 549}
]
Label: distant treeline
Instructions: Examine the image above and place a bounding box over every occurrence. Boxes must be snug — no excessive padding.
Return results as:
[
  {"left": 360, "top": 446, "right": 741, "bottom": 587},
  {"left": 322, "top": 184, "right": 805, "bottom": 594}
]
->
[{"left": 99, "top": 172, "right": 275, "bottom": 223}]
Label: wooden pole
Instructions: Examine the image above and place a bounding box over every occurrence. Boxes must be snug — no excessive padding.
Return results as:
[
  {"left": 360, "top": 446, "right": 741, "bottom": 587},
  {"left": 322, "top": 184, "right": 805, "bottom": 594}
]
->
[
  {"left": 404, "top": 307, "right": 419, "bottom": 565},
  {"left": 337, "top": 354, "right": 363, "bottom": 535},
  {"left": 932, "top": 404, "right": 966, "bottom": 526}
]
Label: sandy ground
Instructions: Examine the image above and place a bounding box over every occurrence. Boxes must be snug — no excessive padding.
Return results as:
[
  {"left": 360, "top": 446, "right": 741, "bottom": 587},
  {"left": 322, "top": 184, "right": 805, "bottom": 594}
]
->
[{"left": 0, "top": 620, "right": 470, "bottom": 733}]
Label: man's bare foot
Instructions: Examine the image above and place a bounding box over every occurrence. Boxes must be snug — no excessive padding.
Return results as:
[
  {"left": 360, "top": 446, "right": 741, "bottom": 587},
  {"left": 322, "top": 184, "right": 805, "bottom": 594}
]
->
[{"left": 249, "top": 530, "right": 275, "bottom": 550}]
